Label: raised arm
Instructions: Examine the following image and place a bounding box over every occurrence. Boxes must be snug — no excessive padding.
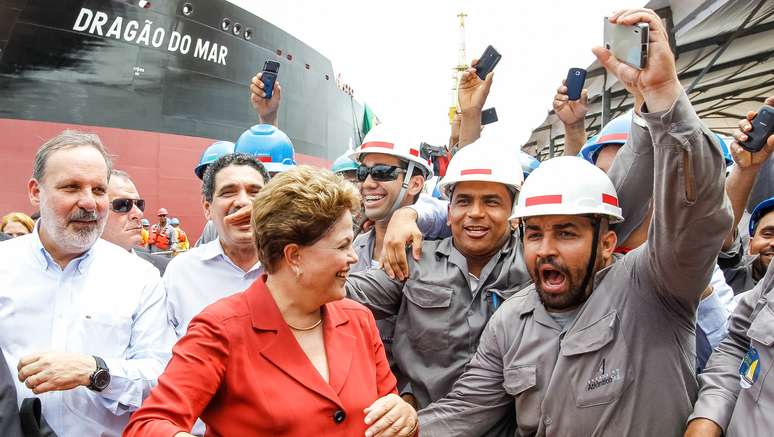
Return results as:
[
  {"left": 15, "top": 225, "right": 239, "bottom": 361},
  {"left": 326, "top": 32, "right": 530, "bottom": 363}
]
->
[
  {"left": 249, "top": 71, "right": 281, "bottom": 127},
  {"left": 722, "top": 96, "right": 774, "bottom": 251},
  {"left": 595, "top": 10, "right": 733, "bottom": 310},
  {"left": 552, "top": 78, "right": 589, "bottom": 156},
  {"left": 456, "top": 58, "right": 493, "bottom": 149}
]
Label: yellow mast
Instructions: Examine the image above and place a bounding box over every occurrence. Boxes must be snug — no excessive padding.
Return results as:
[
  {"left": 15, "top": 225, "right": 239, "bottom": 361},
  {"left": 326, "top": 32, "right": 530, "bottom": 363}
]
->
[{"left": 449, "top": 11, "right": 468, "bottom": 124}]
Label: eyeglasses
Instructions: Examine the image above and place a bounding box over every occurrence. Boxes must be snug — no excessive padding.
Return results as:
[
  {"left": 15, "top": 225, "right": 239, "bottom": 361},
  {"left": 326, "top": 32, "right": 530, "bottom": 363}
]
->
[
  {"left": 356, "top": 164, "right": 407, "bottom": 182},
  {"left": 110, "top": 198, "right": 145, "bottom": 213}
]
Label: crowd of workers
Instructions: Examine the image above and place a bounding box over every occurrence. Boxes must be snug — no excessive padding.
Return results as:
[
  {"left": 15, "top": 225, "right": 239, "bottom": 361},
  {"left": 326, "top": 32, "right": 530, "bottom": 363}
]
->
[{"left": 1, "top": 8, "right": 773, "bottom": 437}]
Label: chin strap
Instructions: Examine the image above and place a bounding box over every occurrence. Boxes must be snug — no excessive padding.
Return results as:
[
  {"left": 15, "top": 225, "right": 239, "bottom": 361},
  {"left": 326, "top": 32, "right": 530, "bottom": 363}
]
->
[
  {"left": 388, "top": 160, "right": 416, "bottom": 217},
  {"left": 579, "top": 217, "right": 602, "bottom": 295}
]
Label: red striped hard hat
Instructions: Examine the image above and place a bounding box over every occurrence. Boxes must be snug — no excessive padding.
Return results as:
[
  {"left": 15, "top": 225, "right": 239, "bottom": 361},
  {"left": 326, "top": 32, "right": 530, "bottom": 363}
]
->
[
  {"left": 348, "top": 124, "right": 433, "bottom": 178},
  {"left": 437, "top": 138, "right": 523, "bottom": 198},
  {"left": 510, "top": 156, "right": 623, "bottom": 223}
]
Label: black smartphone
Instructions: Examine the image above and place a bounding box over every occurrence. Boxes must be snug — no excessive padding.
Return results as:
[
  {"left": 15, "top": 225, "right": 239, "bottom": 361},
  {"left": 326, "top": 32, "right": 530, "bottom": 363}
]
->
[
  {"left": 565, "top": 68, "right": 587, "bottom": 101},
  {"left": 261, "top": 60, "right": 280, "bottom": 99},
  {"left": 740, "top": 106, "right": 774, "bottom": 153},
  {"left": 481, "top": 107, "right": 498, "bottom": 125},
  {"left": 476, "top": 45, "right": 501, "bottom": 80},
  {"left": 603, "top": 19, "right": 649, "bottom": 70}
]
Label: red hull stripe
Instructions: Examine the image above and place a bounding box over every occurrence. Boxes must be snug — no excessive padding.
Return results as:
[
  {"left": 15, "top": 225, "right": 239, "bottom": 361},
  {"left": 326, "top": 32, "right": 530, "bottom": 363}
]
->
[
  {"left": 602, "top": 193, "right": 619, "bottom": 206},
  {"left": 525, "top": 195, "right": 562, "bottom": 206},
  {"left": 597, "top": 133, "right": 628, "bottom": 143},
  {"left": 460, "top": 168, "right": 492, "bottom": 176},
  {"left": 361, "top": 141, "right": 394, "bottom": 150}
]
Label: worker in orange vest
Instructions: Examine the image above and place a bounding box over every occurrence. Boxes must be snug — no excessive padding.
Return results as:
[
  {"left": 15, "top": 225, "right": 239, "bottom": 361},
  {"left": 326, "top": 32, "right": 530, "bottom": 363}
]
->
[{"left": 148, "top": 208, "right": 177, "bottom": 253}]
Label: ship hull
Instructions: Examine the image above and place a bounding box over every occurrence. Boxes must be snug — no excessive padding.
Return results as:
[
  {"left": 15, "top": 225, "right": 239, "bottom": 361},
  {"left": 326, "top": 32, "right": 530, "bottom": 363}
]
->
[{"left": 0, "top": 0, "right": 365, "bottom": 237}]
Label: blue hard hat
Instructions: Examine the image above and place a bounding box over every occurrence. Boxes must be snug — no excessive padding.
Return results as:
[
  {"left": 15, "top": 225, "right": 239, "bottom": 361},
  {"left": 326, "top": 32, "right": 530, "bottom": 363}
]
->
[
  {"left": 195, "top": 141, "right": 235, "bottom": 180},
  {"left": 714, "top": 133, "right": 734, "bottom": 167},
  {"left": 141, "top": 218, "right": 150, "bottom": 226},
  {"left": 169, "top": 217, "right": 180, "bottom": 226},
  {"left": 580, "top": 112, "right": 632, "bottom": 164},
  {"left": 518, "top": 152, "right": 540, "bottom": 180},
  {"left": 331, "top": 153, "right": 359, "bottom": 174},
  {"left": 749, "top": 197, "right": 774, "bottom": 236},
  {"left": 235, "top": 124, "right": 296, "bottom": 174}
]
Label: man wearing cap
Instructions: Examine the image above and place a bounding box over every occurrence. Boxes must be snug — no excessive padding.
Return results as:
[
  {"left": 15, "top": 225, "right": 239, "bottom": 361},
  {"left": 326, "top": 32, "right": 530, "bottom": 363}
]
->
[
  {"left": 418, "top": 9, "right": 732, "bottom": 436},
  {"left": 140, "top": 219, "right": 150, "bottom": 247},
  {"left": 148, "top": 208, "right": 177, "bottom": 254},
  {"left": 101, "top": 169, "right": 169, "bottom": 275}
]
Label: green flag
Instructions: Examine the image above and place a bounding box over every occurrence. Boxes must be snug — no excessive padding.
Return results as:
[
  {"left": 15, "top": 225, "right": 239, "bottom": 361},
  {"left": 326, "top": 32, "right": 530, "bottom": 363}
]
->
[{"left": 362, "top": 104, "right": 379, "bottom": 136}]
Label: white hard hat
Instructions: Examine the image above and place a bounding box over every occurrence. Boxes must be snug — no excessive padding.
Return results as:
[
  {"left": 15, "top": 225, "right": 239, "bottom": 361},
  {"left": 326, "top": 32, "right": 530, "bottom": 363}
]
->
[
  {"left": 348, "top": 124, "right": 433, "bottom": 178},
  {"left": 510, "top": 156, "right": 623, "bottom": 223},
  {"left": 437, "top": 138, "right": 523, "bottom": 198}
]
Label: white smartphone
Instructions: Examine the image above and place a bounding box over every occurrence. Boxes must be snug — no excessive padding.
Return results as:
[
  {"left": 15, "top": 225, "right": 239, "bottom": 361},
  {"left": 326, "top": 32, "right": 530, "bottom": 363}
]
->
[{"left": 603, "top": 18, "right": 649, "bottom": 70}]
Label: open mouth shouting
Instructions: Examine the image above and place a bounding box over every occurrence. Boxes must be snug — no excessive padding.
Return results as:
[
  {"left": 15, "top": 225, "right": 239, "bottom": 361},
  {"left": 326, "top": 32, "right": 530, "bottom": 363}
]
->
[{"left": 538, "top": 263, "right": 568, "bottom": 294}]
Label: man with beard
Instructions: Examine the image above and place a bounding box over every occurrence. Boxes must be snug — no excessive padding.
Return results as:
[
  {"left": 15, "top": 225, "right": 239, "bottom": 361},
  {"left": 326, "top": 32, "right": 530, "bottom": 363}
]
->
[
  {"left": 101, "top": 169, "right": 169, "bottom": 274},
  {"left": 164, "top": 153, "right": 269, "bottom": 338},
  {"left": 418, "top": 9, "right": 732, "bottom": 436},
  {"left": 0, "top": 130, "right": 175, "bottom": 436}
]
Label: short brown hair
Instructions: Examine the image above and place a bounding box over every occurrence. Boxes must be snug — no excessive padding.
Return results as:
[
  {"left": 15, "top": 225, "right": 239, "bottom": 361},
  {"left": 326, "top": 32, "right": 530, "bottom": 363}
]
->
[
  {"left": 33, "top": 130, "right": 113, "bottom": 181},
  {"left": 252, "top": 166, "right": 360, "bottom": 273}
]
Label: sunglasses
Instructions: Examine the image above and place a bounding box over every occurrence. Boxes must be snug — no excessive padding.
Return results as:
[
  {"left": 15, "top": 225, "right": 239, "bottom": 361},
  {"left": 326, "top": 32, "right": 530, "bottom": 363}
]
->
[
  {"left": 356, "top": 164, "right": 407, "bottom": 182},
  {"left": 110, "top": 198, "right": 145, "bottom": 213}
]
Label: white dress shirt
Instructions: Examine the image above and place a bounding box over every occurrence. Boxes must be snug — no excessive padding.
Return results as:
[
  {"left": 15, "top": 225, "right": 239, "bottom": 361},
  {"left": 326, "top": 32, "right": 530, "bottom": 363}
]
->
[
  {"left": 165, "top": 238, "right": 263, "bottom": 338},
  {"left": 0, "top": 228, "right": 175, "bottom": 437}
]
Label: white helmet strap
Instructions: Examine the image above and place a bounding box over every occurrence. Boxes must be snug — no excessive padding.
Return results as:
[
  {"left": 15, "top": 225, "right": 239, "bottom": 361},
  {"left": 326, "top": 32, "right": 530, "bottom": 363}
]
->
[{"left": 388, "top": 160, "right": 416, "bottom": 216}]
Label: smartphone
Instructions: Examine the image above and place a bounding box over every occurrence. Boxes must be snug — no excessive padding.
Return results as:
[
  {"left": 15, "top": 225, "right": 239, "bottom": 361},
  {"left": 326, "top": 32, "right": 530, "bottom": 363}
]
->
[
  {"left": 476, "top": 45, "right": 501, "bottom": 80},
  {"left": 481, "top": 107, "right": 498, "bottom": 125},
  {"left": 740, "top": 106, "right": 774, "bottom": 153},
  {"left": 603, "top": 18, "right": 649, "bottom": 69},
  {"left": 261, "top": 60, "right": 280, "bottom": 99},
  {"left": 565, "top": 68, "right": 587, "bottom": 101}
]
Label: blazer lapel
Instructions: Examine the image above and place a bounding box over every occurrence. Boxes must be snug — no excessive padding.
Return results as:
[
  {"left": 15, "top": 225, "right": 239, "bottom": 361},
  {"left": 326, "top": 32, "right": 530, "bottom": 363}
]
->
[
  {"left": 248, "top": 278, "right": 344, "bottom": 406},
  {"left": 324, "top": 302, "right": 356, "bottom": 395}
]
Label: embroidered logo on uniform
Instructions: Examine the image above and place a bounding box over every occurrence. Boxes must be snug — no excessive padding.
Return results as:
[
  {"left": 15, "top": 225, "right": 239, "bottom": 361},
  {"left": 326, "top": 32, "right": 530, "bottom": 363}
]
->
[
  {"left": 586, "top": 358, "right": 622, "bottom": 391},
  {"left": 739, "top": 347, "right": 761, "bottom": 389}
]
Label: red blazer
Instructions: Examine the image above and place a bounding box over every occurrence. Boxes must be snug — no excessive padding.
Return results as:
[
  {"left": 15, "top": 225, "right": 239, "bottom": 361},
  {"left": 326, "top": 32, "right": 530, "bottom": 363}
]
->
[{"left": 124, "top": 278, "right": 397, "bottom": 437}]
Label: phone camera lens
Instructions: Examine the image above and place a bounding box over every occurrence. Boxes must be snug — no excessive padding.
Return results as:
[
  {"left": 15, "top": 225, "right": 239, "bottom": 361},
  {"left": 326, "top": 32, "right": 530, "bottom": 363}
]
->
[{"left": 575, "top": 71, "right": 581, "bottom": 76}]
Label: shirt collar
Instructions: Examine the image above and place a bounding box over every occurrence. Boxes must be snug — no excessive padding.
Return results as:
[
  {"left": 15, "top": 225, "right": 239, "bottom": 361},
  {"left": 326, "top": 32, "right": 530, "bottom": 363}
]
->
[
  {"left": 31, "top": 221, "right": 96, "bottom": 273},
  {"left": 199, "top": 238, "right": 262, "bottom": 274}
]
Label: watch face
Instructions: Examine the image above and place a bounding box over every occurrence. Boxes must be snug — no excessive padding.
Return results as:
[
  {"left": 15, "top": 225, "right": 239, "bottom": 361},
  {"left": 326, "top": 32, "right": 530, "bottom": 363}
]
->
[{"left": 93, "top": 370, "right": 110, "bottom": 390}]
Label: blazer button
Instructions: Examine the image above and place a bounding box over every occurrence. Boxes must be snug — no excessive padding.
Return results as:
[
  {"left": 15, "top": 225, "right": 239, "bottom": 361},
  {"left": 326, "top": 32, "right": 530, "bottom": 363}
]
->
[{"left": 333, "top": 410, "right": 346, "bottom": 424}]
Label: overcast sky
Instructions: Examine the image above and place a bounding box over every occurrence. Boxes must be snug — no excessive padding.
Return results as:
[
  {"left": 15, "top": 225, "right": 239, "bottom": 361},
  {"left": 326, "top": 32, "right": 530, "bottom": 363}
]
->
[{"left": 230, "top": 0, "right": 644, "bottom": 147}]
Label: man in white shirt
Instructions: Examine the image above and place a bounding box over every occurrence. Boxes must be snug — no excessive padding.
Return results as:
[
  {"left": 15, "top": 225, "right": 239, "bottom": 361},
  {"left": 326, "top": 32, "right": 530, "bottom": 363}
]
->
[
  {"left": 0, "top": 130, "right": 175, "bottom": 437},
  {"left": 101, "top": 169, "right": 169, "bottom": 274},
  {"left": 164, "top": 153, "right": 269, "bottom": 338}
]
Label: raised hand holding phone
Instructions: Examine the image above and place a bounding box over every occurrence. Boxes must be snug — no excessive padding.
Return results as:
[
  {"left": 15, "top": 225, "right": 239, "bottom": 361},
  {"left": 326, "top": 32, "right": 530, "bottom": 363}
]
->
[
  {"left": 249, "top": 60, "right": 282, "bottom": 125},
  {"left": 592, "top": 9, "right": 681, "bottom": 112}
]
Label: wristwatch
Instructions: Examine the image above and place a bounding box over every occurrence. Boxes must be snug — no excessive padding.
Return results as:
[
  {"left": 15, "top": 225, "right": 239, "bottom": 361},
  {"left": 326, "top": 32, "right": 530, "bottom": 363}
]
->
[{"left": 88, "top": 356, "right": 111, "bottom": 392}]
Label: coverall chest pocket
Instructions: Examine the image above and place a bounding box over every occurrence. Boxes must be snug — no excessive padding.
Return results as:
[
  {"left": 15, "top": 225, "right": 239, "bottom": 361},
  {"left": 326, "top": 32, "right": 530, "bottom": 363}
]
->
[
  {"left": 745, "top": 303, "right": 774, "bottom": 402},
  {"left": 560, "top": 311, "right": 634, "bottom": 408},
  {"left": 403, "top": 280, "right": 453, "bottom": 352},
  {"left": 503, "top": 364, "right": 539, "bottom": 431}
]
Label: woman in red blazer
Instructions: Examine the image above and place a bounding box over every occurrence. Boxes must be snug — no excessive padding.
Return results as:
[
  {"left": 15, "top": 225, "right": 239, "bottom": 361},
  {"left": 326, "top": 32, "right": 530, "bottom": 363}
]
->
[{"left": 124, "top": 167, "right": 418, "bottom": 437}]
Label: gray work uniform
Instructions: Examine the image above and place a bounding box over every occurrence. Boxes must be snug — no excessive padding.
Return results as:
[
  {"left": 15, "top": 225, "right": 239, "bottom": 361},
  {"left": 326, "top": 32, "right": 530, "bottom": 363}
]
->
[
  {"left": 718, "top": 236, "right": 764, "bottom": 295},
  {"left": 351, "top": 229, "right": 407, "bottom": 391},
  {"left": 346, "top": 233, "right": 530, "bottom": 417},
  {"left": 418, "top": 90, "right": 733, "bottom": 437},
  {"left": 690, "top": 259, "right": 774, "bottom": 436}
]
